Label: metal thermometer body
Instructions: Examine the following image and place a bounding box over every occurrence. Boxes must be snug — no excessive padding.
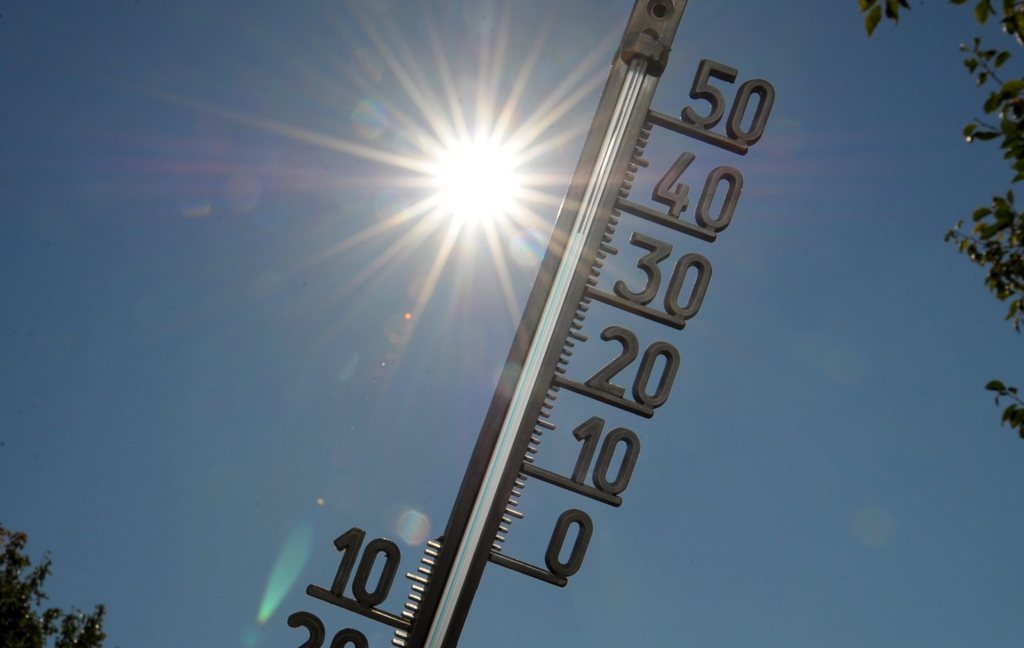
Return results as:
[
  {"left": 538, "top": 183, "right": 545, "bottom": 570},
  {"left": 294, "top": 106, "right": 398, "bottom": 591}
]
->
[
  {"left": 289, "top": 0, "right": 779, "bottom": 641},
  {"left": 405, "top": 3, "right": 687, "bottom": 646}
]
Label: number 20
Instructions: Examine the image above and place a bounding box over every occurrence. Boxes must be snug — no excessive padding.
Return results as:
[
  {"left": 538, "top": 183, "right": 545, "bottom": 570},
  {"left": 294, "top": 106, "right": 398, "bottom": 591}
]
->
[
  {"left": 585, "top": 326, "right": 680, "bottom": 409},
  {"left": 288, "top": 611, "right": 367, "bottom": 648}
]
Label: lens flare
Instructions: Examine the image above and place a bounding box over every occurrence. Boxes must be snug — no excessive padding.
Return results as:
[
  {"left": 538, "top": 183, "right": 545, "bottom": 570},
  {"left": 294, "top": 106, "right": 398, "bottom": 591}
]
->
[
  {"left": 242, "top": 626, "right": 263, "bottom": 648},
  {"left": 351, "top": 99, "right": 389, "bottom": 140},
  {"left": 178, "top": 199, "right": 212, "bottom": 219},
  {"left": 256, "top": 523, "right": 314, "bottom": 624},
  {"left": 337, "top": 352, "right": 360, "bottom": 382},
  {"left": 396, "top": 508, "right": 431, "bottom": 546},
  {"left": 224, "top": 172, "right": 262, "bottom": 214},
  {"left": 852, "top": 507, "right": 896, "bottom": 548},
  {"left": 385, "top": 313, "right": 414, "bottom": 346},
  {"left": 351, "top": 48, "right": 383, "bottom": 83},
  {"left": 508, "top": 228, "right": 547, "bottom": 267},
  {"left": 135, "top": 3, "right": 611, "bottom": 358}
]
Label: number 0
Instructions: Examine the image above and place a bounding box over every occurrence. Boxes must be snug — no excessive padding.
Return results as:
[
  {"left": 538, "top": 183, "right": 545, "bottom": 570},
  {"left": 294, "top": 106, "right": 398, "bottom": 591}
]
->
[
  {"left": 545, "top": 509, "right": 593, "bottom": 577},
  {"left": 593, "top": 427, "right": 640, "bottom": 494},
  {"left": 664, "top": 253, "right": 712, "bottom": 321},
  {"left": 632, "top": 341, "right": 679, "bottom": 408},
  {"left": 696, "top": 166, "right": 742, "bottom": 232},
  {"left": 352, "top": 538, "right": 400, "bottom": 606},
  {"left": 727, "top": 79, "right": 775, "bottom": 145}
]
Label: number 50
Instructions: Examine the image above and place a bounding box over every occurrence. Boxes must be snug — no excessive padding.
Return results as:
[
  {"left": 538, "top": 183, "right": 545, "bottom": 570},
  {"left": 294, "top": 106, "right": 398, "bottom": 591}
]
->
[{"left": 681, "top": 59, "right": 775, "bottom": 146}]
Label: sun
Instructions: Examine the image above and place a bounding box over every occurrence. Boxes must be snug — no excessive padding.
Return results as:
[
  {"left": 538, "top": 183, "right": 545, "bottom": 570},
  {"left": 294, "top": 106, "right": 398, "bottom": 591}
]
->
[
  {"left": 145, "top": 2, "right": 615, "bottom": 328},
  {"left": 429, "top": 134, "right": 524, "bottom": 228}
]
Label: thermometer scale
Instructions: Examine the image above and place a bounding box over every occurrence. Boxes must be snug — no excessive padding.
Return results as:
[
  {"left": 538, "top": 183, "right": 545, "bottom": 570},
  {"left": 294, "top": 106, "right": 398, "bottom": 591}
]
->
[{"left": 288, "top": 1, "right": 775, "bottom": 646}]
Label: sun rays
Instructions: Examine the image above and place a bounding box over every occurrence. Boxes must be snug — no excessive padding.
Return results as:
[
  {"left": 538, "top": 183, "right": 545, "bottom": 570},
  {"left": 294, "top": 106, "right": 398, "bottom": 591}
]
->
[
  {"left": 129, "top": 1, "right": 619, "bottom": 363},
  {"left": 105, "top": 4, "right": 632, "bottom": 630},
  {"left": 311, "top": 2, "right": 618, "bottom": 330}
]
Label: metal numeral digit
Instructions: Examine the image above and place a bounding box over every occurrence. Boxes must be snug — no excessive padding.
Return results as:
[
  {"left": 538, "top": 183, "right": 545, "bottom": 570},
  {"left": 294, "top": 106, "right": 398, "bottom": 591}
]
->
[
  {"left": 585, "top": 326, "right": 640, "bottom": 399},
  {"left": 352, "top": 538, "right": 401, "bottom": 606},
  {"left": 288, "top": 612, "right": 326, "bottom": 648},
  {"left": 593, "top": 427, "right": 640, "bottom": 494},
  {"left": 570, "top": 417, "right": 605, "bottom": 484},
  {"left": 681, "top": 59, "right": 738, "bottom": 129},
  {"left": 288, "top": 612, "right": 369, "bottom": 648},
  {"left": 614, "top": 232, "right": 673, "bottom": 304},
  {"left": 727, "top": 78, "right": 775, "bottom": 145},
  {"left": 695, "top": 165, "right": 742, "bottom": 232},
  {"left": 545, "top": 509, "right": 593, "bottom": 577},
  {"left": 330, "top": 629, "right": 369, "bottom": 648},
  {"left": 328, "top": 528, "right": 363, "bottom": 597},
  {"left": 652, "top": 152, "right": 695, "bottom": 218},
  {"left": 632, "top": 341, "right": 679, "bottom": 408},
  {"left": 663, "top": 253, "right": 712, "bottom": 321}
]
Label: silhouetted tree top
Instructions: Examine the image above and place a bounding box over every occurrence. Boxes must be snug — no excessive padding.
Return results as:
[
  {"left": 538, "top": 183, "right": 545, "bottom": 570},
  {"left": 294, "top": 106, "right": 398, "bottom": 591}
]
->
[{"left": 0, "top": 524, "right": 105, "bottom": 648}]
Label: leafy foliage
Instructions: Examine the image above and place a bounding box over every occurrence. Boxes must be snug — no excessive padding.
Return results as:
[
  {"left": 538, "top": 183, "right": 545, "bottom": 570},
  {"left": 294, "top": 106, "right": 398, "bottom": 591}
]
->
[
  {"left": 985, "top": 379, "right": 1024, "bottom": 429},
  {"left": 858, "top": 0, "right": 911, "bottom": 35},
  {"left": 859, "top": 0, "right": 1024, "bottom": 438},
  {"left": 0, "top": 524, "right": 105, "bottom": 648}
]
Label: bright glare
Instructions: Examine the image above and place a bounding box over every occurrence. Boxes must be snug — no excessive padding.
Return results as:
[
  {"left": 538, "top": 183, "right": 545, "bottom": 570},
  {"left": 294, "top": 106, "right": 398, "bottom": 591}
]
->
[
  {"left": 431, "top": 135, "right": 523, "bottom": 227},
  {"left": 256, "top": 523, "right": 312, "bottom": 624}
]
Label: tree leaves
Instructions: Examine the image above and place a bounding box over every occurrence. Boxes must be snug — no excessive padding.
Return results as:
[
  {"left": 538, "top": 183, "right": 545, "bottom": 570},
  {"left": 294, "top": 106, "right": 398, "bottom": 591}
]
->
[
  {"left": 985, "top": 379, "right": 1024, "bottom": 437},
  {"left": 860, "top": 1, "right": 1008, "bottom": 34},
  {"left": 975, "top": 0, "right": 991, "bottom": 23},
  {"left": 0, "top": 525, "right": 106, "bottom": 648},
  {"left": 866, "top": 5, "right": 883, "bottom": 35},
  {"left": 861, "top": 0, "right": 1024, "bottom": 440},
  {"left": 859, "top": 0, "right": 912, "bottom": 34}
]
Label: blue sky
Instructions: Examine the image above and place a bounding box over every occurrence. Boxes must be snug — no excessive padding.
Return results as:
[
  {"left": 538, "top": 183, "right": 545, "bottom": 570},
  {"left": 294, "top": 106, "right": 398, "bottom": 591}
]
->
[{"left": 1, "top": 1, "right": 1022, "bottom": 646}]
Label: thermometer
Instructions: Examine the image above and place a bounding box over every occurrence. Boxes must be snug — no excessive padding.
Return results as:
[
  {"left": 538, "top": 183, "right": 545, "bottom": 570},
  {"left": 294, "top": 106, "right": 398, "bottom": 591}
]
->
[{"left": 287, "top": 1, "right": 775, "bottom": 646}]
